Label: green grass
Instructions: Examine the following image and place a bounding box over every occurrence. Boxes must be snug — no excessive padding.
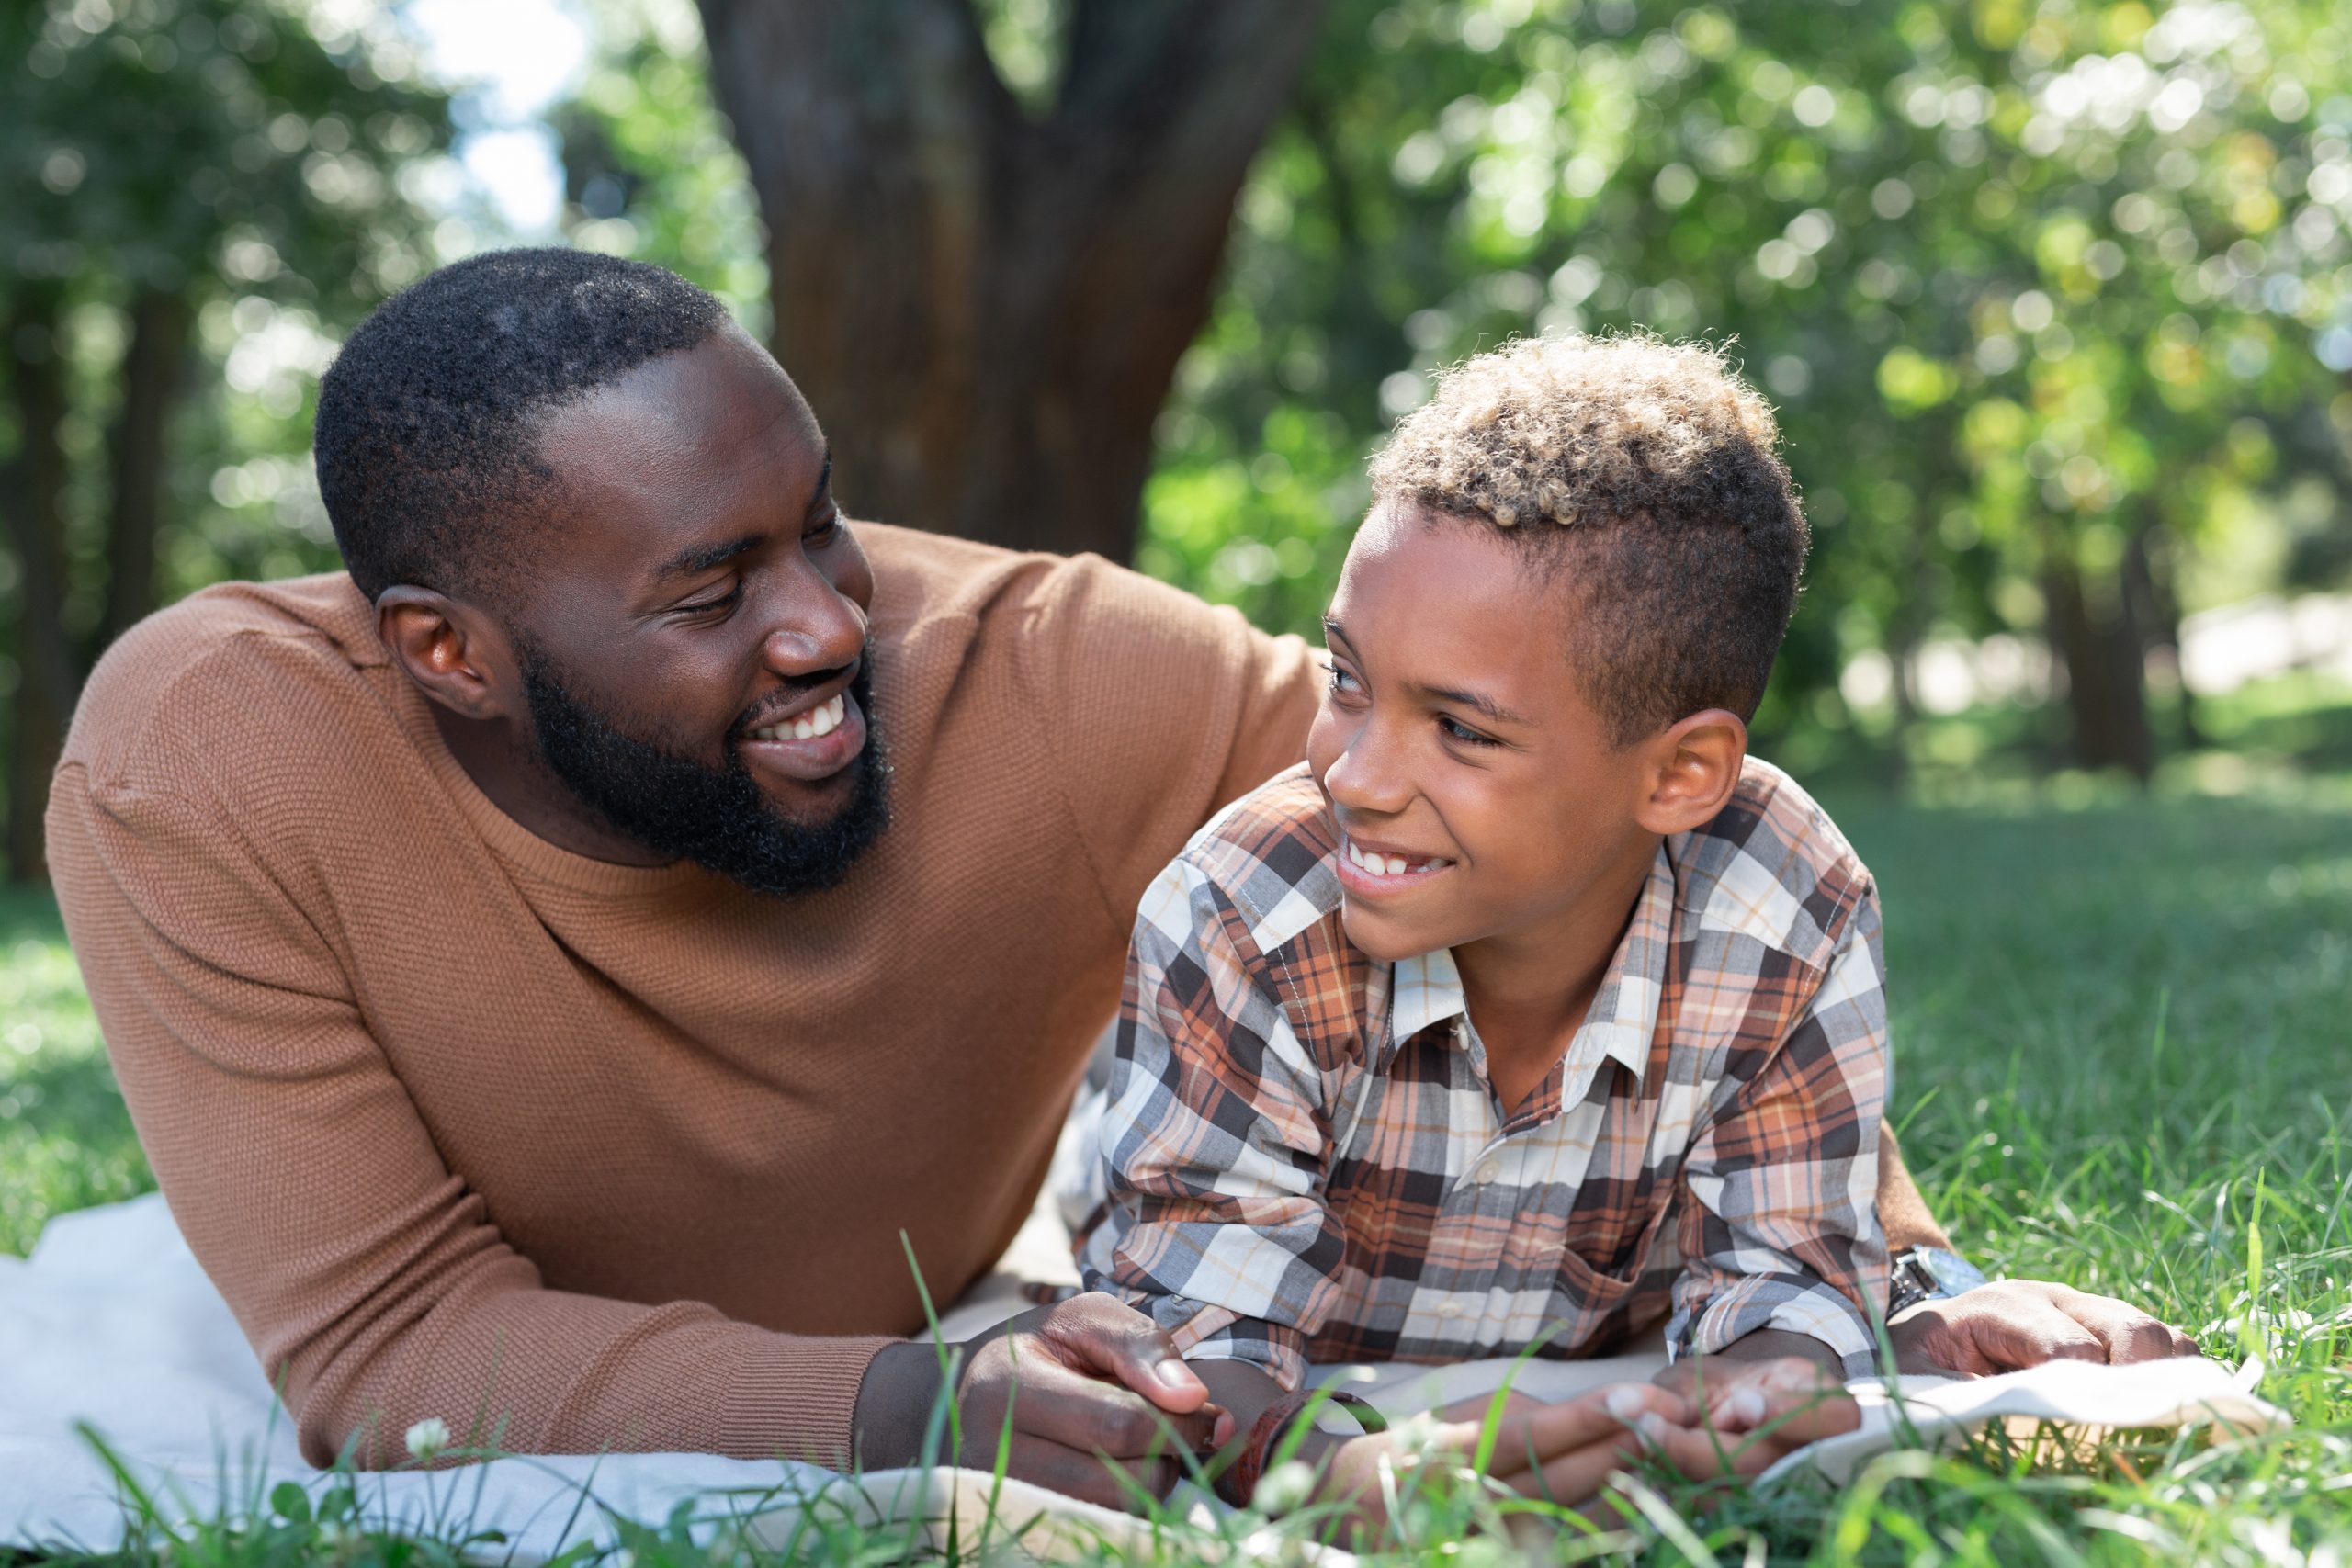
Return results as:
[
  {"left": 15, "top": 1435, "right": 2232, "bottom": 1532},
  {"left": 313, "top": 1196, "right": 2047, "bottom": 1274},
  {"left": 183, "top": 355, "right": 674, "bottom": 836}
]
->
[{"left": 3, "top": 776, "right": 2348, "bottom": 1563}]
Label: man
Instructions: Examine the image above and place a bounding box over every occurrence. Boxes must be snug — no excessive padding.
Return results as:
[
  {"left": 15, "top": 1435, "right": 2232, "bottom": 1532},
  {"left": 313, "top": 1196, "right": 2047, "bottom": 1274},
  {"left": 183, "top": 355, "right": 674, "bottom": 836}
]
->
[{"left": 48, "top": 251, "right": 2190, "bottom": 1508}]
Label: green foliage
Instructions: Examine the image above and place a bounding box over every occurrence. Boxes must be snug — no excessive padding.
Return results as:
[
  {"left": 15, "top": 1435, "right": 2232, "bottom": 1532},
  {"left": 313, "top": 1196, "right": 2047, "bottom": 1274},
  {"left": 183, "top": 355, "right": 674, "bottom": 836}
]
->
[
  {"left": 6, "top": 780, "right": 2348, "bottom": 1558},
  {"left": 548, "top": 0, "right": 770, "bottom": 332},
  {"left": 0, "top": 889, "right": 149, "bottom": 1255},
  {"left": 0, "top": 0, "right": 451, "bottom": 603},
  {"left": 1146, "top": 0, "right": 2352, "bottom": 770}
]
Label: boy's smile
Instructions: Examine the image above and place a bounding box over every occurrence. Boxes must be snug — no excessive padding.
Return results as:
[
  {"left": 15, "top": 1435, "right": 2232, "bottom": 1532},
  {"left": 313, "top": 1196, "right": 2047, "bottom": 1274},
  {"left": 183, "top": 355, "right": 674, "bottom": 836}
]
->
[{"left": 1307, "top": 499, "right": 1665, "bottom": 970}]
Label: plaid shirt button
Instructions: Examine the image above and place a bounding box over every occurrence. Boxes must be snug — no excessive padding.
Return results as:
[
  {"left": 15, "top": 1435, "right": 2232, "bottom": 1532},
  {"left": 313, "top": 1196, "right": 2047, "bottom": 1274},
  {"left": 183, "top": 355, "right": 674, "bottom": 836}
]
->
[{"left": 1472, "top": 1158, "right": 1502, "bottom": 1185}]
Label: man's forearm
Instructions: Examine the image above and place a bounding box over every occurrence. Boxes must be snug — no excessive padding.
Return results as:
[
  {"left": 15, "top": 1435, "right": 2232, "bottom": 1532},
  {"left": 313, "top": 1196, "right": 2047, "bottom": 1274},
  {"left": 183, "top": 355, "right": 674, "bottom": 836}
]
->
[{"left": 1877, "top": 1123, "right": 1955, "bottom": 1252}]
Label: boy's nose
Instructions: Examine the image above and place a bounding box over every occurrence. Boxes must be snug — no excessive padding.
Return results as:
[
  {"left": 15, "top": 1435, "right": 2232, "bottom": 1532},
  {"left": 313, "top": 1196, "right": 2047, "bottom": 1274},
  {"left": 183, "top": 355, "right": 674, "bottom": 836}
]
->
[{"left": 1324, "top": 730, "right": 1413, "bottom": 817}]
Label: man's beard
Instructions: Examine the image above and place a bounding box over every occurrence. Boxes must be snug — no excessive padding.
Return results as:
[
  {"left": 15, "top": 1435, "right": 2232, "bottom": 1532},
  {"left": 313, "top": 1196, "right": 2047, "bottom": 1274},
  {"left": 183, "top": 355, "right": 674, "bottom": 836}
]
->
[{"left": 517, "top": 647, "right": 890, "bottom": 898}]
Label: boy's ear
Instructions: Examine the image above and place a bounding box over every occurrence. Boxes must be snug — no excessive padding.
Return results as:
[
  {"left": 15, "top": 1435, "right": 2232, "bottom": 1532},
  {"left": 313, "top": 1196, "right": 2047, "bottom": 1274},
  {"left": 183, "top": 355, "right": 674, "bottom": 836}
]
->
[
  {"left": 376, "top": 585, "right": 523, "bottom": 724},
  {"left": 1632, "top": 708, "right": 1748, "bottom": 837}
]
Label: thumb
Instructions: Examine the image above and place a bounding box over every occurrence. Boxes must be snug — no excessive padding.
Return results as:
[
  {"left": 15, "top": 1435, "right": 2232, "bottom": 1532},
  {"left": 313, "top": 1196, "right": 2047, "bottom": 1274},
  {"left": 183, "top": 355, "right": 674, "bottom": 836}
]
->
[{"left": 1046, "top": 1295, "right": 1210, "bottom": 1413}]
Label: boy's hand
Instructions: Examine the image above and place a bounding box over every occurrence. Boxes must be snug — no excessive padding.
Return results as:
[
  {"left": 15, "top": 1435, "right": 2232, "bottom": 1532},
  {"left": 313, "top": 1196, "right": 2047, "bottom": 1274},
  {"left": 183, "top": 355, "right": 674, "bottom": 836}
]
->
[
  {"left": 1672, "top": 1355, "right": 1862, "bottom": 1474},
  {"left": 1890, "top": 1280, "right": 2199, "bottom": 1375},
  {"left": 854, "top": 1292, "right": 1234, "bottom": 1509},
  {"left": 1306, "top": 1383, "right": 1702, "bottom": 1525}
]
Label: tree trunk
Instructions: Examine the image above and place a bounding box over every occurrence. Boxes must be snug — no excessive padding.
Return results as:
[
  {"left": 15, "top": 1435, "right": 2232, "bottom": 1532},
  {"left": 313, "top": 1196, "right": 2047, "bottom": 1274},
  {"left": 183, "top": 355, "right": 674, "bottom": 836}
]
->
[
  {"left": 4, "top": 287, "right": 80, "bottom": 882},
  {"left": 2041, "top": 525, "right": 2154, "bottom": 781},
  {"left": 695, "top": 0, "right": 1328, "bottom": 559},
  {"left": 101, "top": 288, "right": 191, "bottom": 651}
]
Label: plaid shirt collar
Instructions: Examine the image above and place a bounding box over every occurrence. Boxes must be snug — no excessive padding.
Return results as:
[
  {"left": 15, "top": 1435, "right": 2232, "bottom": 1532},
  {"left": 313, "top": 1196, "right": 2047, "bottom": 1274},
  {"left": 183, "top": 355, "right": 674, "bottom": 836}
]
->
[{"left": 1246, "top": 820, "right": 1674, "bottom": 1107}]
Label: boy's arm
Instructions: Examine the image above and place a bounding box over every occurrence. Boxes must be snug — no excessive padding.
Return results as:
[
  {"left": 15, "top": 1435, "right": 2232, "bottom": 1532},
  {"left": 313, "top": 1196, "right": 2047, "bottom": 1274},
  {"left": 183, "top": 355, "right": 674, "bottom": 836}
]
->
[
  {"left": 1665, "top": 890, "right": 1894, "bottom": 1382},
  {"left": 1081, "top": 855, "right": 1350, "bottom": 1395}
]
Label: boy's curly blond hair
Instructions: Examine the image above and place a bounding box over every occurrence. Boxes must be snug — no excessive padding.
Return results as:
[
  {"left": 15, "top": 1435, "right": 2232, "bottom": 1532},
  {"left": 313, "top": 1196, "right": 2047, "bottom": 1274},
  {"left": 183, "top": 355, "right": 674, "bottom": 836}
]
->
[{"left": 1367, "top": 333, "right": 1808, "bottom": 745}]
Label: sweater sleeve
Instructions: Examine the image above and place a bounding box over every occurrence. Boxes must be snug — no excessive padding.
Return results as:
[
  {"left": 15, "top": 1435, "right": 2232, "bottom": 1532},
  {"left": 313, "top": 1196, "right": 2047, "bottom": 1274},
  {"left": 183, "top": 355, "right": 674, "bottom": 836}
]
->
[
  {"left": 46, "top": 765, "right": 890, "bottom": 1470},
  {"left": 1016, "top": 556, "right": 1323, "bottom": 927}
]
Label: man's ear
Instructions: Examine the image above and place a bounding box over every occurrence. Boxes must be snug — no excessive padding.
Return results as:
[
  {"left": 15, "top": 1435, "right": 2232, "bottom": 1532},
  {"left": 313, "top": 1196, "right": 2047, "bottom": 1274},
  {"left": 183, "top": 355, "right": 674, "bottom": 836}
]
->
[
  {"left": 1632, "top": 707, "right": 1748, "bottom": 837},
  {"left": 375, "top": 585, "right": 522, "bottom": 723}
]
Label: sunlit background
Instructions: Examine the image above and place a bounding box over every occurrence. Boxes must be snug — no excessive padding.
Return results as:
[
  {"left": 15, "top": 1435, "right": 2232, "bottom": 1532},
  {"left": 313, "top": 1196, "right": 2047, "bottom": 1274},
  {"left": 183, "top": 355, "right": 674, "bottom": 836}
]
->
[{"left": 6, "top": 0, "right": 2352, "bottom": 882}]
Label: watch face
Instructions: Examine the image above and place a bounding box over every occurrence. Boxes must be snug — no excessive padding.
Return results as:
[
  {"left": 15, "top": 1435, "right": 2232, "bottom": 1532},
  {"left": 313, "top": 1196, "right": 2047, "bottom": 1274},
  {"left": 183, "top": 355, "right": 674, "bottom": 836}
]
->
[{"left": 1920, "top": 1248, "right": 1989, "bottom": 1297}]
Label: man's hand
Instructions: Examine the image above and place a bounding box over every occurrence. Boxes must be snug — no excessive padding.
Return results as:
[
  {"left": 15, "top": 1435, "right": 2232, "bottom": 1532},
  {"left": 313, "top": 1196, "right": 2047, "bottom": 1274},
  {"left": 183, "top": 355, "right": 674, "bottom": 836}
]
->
[
  {"left": 853, "top": 1292, "right": 1233, "bottom": 1510},
  {"left": 1890, "top": 1280, "right": 2199, "bottom": 1376}
]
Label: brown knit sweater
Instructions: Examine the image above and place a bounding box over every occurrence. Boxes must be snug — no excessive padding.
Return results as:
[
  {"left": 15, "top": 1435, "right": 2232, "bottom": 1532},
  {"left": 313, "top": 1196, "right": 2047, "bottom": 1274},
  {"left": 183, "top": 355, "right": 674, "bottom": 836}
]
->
[{"left": 45, "top": 524, "right": 1320, "bottom": 1469}]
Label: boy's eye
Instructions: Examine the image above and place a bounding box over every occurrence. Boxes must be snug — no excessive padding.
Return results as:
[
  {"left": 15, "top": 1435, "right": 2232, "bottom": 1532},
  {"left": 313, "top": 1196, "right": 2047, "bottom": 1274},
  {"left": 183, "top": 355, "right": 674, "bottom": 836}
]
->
[
  {"left": 1325, "top": 662, "right": 1362, "bottom": 695},
  {"left": 807, "top": 510, "right": 841, "bottom": 544},
  {"left": 1438, "top": 715, "right": 1498, "bottom": 747}
]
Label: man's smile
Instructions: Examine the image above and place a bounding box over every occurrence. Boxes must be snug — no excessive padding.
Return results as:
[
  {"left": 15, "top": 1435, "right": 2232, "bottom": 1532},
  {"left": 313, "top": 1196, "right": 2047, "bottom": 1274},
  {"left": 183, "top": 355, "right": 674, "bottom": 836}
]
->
[{"left": 739, "top": 684, "right": 867, "bottom": 784}]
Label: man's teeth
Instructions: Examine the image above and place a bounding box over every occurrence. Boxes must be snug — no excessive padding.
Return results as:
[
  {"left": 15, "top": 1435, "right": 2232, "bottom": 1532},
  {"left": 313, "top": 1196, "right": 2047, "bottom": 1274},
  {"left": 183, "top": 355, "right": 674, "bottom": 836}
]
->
[
  {"left": 753, "top": 693, "right": 847, "bottom": 742},
  {"left": 1343, "top": 840, "right": 1444, "bottom": 877}
]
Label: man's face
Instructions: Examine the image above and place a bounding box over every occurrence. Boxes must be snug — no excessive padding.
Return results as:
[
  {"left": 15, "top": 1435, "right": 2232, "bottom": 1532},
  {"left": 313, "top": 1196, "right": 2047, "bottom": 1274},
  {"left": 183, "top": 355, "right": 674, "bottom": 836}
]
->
[
  {"left": 500, "top": 326, "right": 887, "bottom": 895},
  {"left": 1304, "top": 502, "right": 1656, "bottom": 964}
]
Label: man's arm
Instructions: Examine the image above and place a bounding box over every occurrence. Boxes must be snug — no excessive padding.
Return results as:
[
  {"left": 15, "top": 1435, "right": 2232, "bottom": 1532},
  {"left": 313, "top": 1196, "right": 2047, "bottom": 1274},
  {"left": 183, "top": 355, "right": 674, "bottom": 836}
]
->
[
  {"left": 1876, "top": 1124, "right": 1955, "bottom": 1251},
  {"left": 51, "top": 770, "right": 895, "bottom": 1468}
]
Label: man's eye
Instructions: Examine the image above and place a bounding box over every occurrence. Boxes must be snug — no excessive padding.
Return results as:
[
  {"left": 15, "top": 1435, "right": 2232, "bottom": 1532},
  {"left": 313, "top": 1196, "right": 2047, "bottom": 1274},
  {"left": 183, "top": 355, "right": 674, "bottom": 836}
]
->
[
  {"left": 680, "top": 583, "right": 743, "bottom": 617},
  {"left": 807, "top": 510, "right": 842, "bottom": 544},
  {"left": 1325, "top": 663, "right": 1362, "bottom": 694}
]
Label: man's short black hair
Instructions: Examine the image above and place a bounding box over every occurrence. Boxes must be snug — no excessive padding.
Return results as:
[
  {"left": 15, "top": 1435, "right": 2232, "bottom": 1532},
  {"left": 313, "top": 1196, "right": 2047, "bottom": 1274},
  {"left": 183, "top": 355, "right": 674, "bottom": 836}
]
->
[{"left": 314, "top": 248, "right": 732, "bottom": 604}]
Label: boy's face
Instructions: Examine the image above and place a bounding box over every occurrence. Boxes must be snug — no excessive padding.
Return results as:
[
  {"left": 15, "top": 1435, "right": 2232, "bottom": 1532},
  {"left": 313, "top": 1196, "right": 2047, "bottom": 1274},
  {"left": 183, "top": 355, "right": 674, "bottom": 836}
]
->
[{"left": 1306, "top": 502, "right": 1661, "bottom": 964}]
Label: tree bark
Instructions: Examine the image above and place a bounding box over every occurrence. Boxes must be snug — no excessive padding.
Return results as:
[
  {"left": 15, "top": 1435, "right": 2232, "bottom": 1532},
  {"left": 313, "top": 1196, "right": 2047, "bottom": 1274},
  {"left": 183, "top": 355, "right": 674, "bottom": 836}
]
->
[
  {"left": 100, "top": 288, "right": 191, "bottom": 652},
  {"left": 2041, "top": 523, "right": 2154, "bottom": 781},
  {"left": 695, "top": 0, "right": 1328, "bottom": 559},
  {"left": 5, "top": 286, "right": 80, "bottom": 882}
]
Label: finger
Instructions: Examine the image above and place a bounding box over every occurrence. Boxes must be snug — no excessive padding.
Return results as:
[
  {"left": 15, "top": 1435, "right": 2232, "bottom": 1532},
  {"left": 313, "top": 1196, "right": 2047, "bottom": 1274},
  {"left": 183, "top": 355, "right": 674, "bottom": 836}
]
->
[
  {"left": 1484, "top": 1385, "right": 1687, "bottom": 1479},
  {"left": 2171, "top": 1325, "right": 2203, "bottom": 1359},
  {"left": 1007, "top": 1356, "right": 1223, "bottom": 1458},
  {"left": 1645, "top": 1418, "right": 1790, "bottom": 1481},
  {"left": 1747, "top": 1391, "right": 1862, "bottom": 1447},
  {"left": 1517, "top": 1431, "right": 1651, "bottom": 1506},
  {"left": 1975, "top": 1298, "right": 2106, "bottom": 1371},
  {"left": 998, "top": 1433, "right": 1180, "bottom": 1512},
  {"left": 1435, "top": 1388, "right": 1544, "bottom": 1424},
  {"left": 2049, "top": 1290, "right": 2192, "bottom": 1365},
  {"left": 1038, "top": 1294, "right": 1209, "bottom": 1413}
]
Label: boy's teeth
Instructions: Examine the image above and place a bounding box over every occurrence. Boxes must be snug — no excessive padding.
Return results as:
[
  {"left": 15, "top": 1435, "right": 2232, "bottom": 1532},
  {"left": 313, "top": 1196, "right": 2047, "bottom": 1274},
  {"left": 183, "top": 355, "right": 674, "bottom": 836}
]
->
[{"left": 1345, "top": 840, "right": 1436, "bottom": 877}]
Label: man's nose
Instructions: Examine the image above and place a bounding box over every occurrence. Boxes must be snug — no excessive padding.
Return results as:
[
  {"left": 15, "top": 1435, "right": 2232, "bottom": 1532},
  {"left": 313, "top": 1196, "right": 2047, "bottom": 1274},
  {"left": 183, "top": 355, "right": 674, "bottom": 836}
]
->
[{"left": 759, "top": 561, "right": 867, "bottom": 678}]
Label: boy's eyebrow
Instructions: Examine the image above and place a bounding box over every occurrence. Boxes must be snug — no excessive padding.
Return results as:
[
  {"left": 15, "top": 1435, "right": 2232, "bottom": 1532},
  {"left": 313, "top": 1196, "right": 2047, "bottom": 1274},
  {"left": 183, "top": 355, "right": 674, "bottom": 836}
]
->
[
  {"left": 1324, "top": 619, "right": 1532, "bottom": 727},
  {"left": 1414, "top": 682, "right": 1532, "bottom": 728}
]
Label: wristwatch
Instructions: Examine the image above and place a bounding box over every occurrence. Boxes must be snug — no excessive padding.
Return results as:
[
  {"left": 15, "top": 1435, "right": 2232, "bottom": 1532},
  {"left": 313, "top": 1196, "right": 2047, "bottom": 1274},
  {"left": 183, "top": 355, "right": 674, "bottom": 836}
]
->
[{"left": 1886, "top": 1246, "right": 1988, "bottom": 1319}]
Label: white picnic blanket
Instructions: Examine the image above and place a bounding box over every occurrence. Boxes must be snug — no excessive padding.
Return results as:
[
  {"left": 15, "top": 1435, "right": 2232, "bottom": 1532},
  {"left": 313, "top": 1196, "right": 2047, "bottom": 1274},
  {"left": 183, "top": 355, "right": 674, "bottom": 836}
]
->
[{"left": 0, "top": 1194, "right": 2288, "bottom": 1560}]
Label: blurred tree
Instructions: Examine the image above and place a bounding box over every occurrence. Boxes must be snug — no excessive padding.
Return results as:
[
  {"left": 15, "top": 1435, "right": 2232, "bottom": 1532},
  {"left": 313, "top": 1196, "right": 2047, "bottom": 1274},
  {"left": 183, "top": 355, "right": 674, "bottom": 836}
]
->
[
  {"left": 0, "top": 0, "right": 448, "bottom": 879},
  {"left": 689, "top": 0, "right": 1329, "bottom": 558},
  {"left": 1148, "top": 0, "right": 2352, "bottom": 781}
]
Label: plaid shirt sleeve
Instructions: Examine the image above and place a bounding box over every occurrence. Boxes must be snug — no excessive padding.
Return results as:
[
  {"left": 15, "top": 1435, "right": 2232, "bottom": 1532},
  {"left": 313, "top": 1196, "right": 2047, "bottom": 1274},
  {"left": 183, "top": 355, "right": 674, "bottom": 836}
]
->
[
  {"left": 1666, "top": 886, "right": 1894, "bottom": 1380},
  {"left": 1080, "top": 856, "right": 1348, "bottom": 1393}
]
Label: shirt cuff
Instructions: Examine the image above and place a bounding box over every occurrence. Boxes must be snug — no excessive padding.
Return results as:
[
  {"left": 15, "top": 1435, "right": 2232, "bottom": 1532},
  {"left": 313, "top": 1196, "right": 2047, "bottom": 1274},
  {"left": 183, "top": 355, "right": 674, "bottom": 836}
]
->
[
  {"left": 1103, "top": 1292, "right": 1310, "bottom": 1393},
  {"left": 1674, "top": 1275, "right": 1880, "bottom": 1381}
]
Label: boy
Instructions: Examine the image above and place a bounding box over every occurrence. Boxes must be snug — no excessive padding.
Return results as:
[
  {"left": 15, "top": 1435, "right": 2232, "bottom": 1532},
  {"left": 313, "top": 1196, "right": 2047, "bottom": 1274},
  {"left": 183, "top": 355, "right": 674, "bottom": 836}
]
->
[{"left": 1078, "top": 334, "right": 1884, "bottom": 1510}]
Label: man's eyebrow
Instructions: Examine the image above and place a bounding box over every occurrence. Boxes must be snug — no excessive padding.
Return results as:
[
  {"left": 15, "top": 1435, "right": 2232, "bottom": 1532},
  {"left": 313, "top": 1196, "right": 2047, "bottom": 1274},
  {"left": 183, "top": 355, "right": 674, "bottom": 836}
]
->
[
  {"left": 656, "top": 534, "right": 765, "bottom": 580},
  {"left": 807, "top": 446, "right": 832, "bottom": 512}
]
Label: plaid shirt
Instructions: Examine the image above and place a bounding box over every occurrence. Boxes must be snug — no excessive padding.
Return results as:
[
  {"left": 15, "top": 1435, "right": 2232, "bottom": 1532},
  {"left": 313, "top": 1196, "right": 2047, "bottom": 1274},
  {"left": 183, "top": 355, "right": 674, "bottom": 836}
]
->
[{"left": 1076, "top": 760, "right": 1891, "bottom": 1389}]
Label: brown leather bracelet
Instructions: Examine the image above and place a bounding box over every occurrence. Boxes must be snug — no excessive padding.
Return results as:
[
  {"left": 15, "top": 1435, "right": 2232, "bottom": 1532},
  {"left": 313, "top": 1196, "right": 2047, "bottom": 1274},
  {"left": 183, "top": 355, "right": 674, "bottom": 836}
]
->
[{"left": 1216, "top": 1389, "right": 1388, "bottom": 1509}]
